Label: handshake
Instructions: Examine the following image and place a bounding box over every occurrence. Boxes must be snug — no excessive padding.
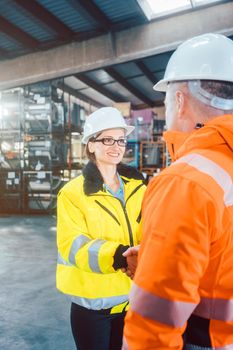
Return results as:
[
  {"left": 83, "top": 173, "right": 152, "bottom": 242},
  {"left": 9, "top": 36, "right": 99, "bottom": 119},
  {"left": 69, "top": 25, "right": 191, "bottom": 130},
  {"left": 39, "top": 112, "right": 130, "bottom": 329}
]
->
[{"left": 121, "top": 245, "right": 140, "bottom": 279}]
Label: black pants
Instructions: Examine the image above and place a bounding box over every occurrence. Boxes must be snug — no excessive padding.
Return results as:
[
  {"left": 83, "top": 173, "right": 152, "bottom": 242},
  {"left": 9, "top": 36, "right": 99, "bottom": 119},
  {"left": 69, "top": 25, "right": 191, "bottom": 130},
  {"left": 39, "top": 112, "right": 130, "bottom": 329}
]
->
[{"left": 70, "top": 302, "right": 126, "bottom": 350}]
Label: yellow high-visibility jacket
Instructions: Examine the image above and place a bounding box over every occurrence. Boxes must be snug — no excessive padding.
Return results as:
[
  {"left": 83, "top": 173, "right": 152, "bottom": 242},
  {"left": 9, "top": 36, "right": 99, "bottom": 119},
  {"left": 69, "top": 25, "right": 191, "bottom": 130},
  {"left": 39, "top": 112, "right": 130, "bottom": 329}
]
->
[{"left": 56, "top": 162, "right": 146, "bottom": 311}]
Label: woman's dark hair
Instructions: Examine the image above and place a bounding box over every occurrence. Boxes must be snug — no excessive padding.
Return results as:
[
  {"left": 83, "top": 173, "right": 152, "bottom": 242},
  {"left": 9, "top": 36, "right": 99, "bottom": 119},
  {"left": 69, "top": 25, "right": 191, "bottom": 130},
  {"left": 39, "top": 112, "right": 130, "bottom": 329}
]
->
[
  {"left": 84, "top": 133, "right": 101, "bottom": 162},
  {"left": 85, "top": 139, "right": 96, "bottom": 162}
]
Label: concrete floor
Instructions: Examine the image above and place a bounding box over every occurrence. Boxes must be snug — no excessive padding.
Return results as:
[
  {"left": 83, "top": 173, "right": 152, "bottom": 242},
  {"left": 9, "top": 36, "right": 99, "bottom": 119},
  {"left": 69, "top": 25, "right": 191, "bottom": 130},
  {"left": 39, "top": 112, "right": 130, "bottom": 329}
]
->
[{"left": 0, "top": 215, "right": 75, "bottom": 350}]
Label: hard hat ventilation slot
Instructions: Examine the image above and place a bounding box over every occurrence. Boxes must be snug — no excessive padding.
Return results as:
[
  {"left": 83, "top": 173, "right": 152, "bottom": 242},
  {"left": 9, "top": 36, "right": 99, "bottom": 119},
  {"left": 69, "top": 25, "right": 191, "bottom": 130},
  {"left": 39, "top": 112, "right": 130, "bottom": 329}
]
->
[{"left": 188, "top": 81, "right": 233, "bottom": 111}]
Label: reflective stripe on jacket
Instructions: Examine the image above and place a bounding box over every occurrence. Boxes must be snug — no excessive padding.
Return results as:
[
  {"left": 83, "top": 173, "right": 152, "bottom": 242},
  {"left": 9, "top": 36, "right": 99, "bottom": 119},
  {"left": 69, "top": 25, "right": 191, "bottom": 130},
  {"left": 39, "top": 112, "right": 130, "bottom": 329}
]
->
[
  {"left": 56, "top": 162, "right": 146, "bottom": 310},
  {"left": 123, "top": 115, "right": 233, "bottom": 349}
]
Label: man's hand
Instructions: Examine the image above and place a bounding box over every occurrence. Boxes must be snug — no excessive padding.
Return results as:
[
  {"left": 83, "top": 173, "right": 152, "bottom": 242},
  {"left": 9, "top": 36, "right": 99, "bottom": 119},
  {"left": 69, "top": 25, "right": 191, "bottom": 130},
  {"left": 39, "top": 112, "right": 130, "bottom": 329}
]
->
[{"left": 121, "top": 246, "right": 140, "bottom": 279}]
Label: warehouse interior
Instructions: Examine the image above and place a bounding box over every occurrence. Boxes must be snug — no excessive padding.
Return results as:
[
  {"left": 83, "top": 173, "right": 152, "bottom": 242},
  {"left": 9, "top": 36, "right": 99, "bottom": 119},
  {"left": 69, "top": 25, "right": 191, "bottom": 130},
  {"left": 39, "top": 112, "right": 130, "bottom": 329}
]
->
[{"left": 0, "top": 0, "right": 232, "bottom": 349}]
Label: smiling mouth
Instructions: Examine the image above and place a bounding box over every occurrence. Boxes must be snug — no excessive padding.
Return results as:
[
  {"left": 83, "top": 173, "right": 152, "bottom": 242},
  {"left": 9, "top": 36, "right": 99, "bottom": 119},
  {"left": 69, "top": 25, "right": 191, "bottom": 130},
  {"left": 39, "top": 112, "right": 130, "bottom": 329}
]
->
[{"left": 107, "top": 152, "right": 120, "bottom": 157}]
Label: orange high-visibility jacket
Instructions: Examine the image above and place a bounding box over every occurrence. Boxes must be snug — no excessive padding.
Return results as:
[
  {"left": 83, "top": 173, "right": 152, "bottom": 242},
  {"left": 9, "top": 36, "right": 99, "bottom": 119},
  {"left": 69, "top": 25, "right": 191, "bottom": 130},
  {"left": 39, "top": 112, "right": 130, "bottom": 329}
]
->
[{"left": 123, "top": 115, "right": 233, "bottom": 350}]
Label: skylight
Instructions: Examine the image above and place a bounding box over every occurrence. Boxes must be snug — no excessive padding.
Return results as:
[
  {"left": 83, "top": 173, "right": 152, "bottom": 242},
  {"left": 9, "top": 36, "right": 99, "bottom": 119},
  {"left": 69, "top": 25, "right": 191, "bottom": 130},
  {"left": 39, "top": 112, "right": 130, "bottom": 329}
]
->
[
  {"left": 138, "top": 0, "right": 224, "bottom": 20},
  {"left": 146, "top": 0, "right": 191, "bottom": 16}
]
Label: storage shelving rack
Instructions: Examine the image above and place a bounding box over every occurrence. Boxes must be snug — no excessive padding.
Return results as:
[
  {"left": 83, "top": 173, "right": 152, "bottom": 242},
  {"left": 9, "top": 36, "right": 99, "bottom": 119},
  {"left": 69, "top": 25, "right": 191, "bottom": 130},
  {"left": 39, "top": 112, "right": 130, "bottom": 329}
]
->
[
  {"left": 23, "top": 82, "right": 66, "bottom": 213},
  {"left": 122, "top": 140, "right": 139, "bottom": 168},
  {"left": 0, "top": 89, "right": 24, "bottom": 213},
  {"left": 139, "top": 141, "right": 166, "bottom": 175}
]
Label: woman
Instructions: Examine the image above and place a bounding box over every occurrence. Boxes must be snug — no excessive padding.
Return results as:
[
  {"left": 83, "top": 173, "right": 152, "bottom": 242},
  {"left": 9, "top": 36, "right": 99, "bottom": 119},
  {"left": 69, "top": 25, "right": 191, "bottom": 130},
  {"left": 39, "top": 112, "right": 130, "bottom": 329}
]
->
[{"left": 56, "top": 107, "right": 146, "bottom": 350}]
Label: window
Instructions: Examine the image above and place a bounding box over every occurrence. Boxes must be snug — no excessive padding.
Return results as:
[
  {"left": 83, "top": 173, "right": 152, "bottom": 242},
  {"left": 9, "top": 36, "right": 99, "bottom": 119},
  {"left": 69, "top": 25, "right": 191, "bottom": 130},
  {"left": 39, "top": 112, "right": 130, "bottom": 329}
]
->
[
  {"left": 146, "top": 0, "right": 191, "bottom": 17},
  {"left": 138, "top": 0, "right": 224, "bottom": 20}
]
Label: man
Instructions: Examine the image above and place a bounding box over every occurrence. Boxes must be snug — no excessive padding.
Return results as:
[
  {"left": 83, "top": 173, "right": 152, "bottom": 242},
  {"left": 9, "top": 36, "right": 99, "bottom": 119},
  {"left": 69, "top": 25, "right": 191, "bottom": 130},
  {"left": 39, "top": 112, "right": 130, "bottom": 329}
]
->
[{"left": 123, "top": 33, "right": 233, "bottom": 349}]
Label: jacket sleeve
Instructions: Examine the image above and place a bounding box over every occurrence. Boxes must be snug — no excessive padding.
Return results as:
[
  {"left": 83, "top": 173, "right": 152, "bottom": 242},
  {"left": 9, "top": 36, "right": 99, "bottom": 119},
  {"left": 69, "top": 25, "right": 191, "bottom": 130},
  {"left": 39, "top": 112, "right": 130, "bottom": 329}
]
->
[
  {"left": 123, "top": 173, "right": 218, "bottom": 349},
  {"left": 57, "top": 189, "right": 128, "bottom": 274}
]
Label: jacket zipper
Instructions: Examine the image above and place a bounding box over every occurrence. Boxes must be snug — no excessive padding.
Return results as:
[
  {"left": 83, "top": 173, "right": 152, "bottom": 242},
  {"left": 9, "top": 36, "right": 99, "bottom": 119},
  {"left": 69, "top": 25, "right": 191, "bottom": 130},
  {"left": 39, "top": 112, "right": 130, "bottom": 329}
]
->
[
  {"left": 136, "top": 210, "right": 142, "bottom": 223},
  {"left": 120, "top": 201, "right": 134, "bottom": 246},
  {"left": 90, "top": 183, "right": 144, "bottom": 247},
  {"left": 125, "top": 183, "right": 144, "bottom": 205},
  {"left": 95, "top": 200, "right": 121, "bottom": 226},
  {"left": 121, "top": 184, "right": 144, "bottom": 247},
  {"left": 95, "top": 197, "right": 133, "bottom": 246}
]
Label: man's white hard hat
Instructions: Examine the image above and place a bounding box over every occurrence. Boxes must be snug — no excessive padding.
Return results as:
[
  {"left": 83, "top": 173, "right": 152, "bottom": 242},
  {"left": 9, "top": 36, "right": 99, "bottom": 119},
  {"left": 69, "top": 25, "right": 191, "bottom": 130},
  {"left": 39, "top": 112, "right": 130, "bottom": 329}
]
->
[
  {"left": 154, "top": 33, "right": 233, "bottom": 92},
  {"left": 82, "top": 107, "right": 134, "bottom": 144}
]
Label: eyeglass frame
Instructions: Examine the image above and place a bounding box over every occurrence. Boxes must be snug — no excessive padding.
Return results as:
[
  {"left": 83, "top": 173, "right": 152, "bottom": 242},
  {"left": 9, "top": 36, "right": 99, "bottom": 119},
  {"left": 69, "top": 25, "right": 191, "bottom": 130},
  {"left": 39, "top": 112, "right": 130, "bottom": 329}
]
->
[{"left": 92, "top": 137, "right": 127, "bottom": 147}]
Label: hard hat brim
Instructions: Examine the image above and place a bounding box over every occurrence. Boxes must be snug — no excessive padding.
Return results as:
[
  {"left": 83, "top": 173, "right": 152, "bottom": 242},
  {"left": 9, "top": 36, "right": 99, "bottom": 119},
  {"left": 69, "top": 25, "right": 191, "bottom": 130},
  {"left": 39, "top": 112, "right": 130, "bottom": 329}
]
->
[
  {"left": 153, "top": 80, "right": 168, "bottom": 92},
  {"left": 82, "top": 125, "right": 135, "bottom": 144},
  {"left": 154, "top": 74, "right": 233, "bottom": 92}
]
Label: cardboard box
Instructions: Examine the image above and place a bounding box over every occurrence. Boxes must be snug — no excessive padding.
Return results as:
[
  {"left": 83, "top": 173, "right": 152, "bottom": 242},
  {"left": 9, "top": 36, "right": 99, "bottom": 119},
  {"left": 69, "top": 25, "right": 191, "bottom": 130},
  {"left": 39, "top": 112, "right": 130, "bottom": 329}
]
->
[{"left": 113, "top": 102, "right": 131, "bottom": 117}]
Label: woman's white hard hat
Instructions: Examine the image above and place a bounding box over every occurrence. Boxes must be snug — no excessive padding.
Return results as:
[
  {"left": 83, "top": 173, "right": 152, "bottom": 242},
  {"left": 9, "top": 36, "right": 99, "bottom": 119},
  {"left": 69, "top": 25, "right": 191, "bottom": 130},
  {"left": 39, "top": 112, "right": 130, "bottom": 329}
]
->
[
  {"left": 82, "top": 107, "right": 134, "bottom": 144},
  {"left": 154, "top": 33, "right": 233, "bottom": 92}
]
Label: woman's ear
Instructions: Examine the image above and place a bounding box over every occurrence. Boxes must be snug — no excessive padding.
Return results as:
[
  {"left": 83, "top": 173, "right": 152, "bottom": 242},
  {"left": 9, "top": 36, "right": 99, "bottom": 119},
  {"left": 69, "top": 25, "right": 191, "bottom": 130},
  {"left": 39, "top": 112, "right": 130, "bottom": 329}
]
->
[{"left": 88, "top": 142, "right": 95, "bottom": 154}]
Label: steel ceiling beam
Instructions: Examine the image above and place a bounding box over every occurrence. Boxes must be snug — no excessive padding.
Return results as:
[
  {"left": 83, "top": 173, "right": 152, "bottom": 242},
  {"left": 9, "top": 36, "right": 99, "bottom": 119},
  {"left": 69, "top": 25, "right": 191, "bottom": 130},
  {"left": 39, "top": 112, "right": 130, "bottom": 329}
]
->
[
  {"left": 75, "top": 74, "right": 127, "bottom": 103},
  {"left": 68, "top": 0, "right": 146, "bottom": 33},
  {"left": 0, "top": 15, "right": 39, "bottom": 49},
  {"left": 105, "top": 67, "right": 155, "bottom": 107},
  {"left": 135, "top": 61, "right": 157, "bottom": 85},
  {"left": 14, "top": 0, "right": 75, "bottom": 40},
  {"left": 75, "top": 0, "right": 112, "bottom": 31},
  {"left": 0, "top": 2, "right": 232, "bottom": 90},
  {"left": 57, "top": 82, "right": 104, "bottom": 108},
  {"left": 0, "top": 48, "right": 10, "bottom": 59}
]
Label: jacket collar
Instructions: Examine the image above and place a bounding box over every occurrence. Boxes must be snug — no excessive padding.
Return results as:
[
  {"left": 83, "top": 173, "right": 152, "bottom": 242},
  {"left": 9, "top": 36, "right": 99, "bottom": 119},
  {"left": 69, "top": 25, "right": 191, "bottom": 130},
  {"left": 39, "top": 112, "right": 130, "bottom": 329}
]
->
[
  {"left": 163, "top": 114, "right": 233, "bottom": 162},
  {"left": 82, "top": 161, "right": 144, "bottom": 195},
  {"left": 163, "top": 130, "right": 191, "bottom": 162}
]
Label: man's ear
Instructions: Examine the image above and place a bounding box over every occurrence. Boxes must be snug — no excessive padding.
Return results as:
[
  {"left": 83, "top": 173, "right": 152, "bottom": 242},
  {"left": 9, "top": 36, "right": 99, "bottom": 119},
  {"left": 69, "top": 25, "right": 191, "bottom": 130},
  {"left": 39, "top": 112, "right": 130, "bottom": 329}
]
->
[
  {"left": 175, "top": 90, "right": 185, "bottom": 118},
  {"left": 175, "top": 90, "right": 196, "bottom": 132}
]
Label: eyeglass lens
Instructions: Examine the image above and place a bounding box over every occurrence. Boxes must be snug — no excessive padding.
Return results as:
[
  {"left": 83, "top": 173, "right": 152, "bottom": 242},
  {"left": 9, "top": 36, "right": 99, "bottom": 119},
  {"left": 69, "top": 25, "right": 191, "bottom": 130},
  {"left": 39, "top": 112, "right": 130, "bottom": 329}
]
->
[{"left": 95, "top": 137, "right": 127, "bottom": 146}]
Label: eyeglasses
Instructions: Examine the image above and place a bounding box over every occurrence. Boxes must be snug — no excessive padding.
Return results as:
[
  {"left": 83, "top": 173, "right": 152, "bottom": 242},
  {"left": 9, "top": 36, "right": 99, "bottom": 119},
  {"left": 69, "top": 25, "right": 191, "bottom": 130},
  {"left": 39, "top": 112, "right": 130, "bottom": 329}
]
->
[{"left": 93, "top": 137, "right": 127, "bottom": 147}]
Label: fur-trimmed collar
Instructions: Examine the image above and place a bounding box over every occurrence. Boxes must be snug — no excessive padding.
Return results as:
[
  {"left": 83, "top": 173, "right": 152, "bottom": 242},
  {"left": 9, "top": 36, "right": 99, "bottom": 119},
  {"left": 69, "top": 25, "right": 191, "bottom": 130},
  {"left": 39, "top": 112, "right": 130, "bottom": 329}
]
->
[{"left": 82, "top": 161, "right": 144, "bottom": 195}]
